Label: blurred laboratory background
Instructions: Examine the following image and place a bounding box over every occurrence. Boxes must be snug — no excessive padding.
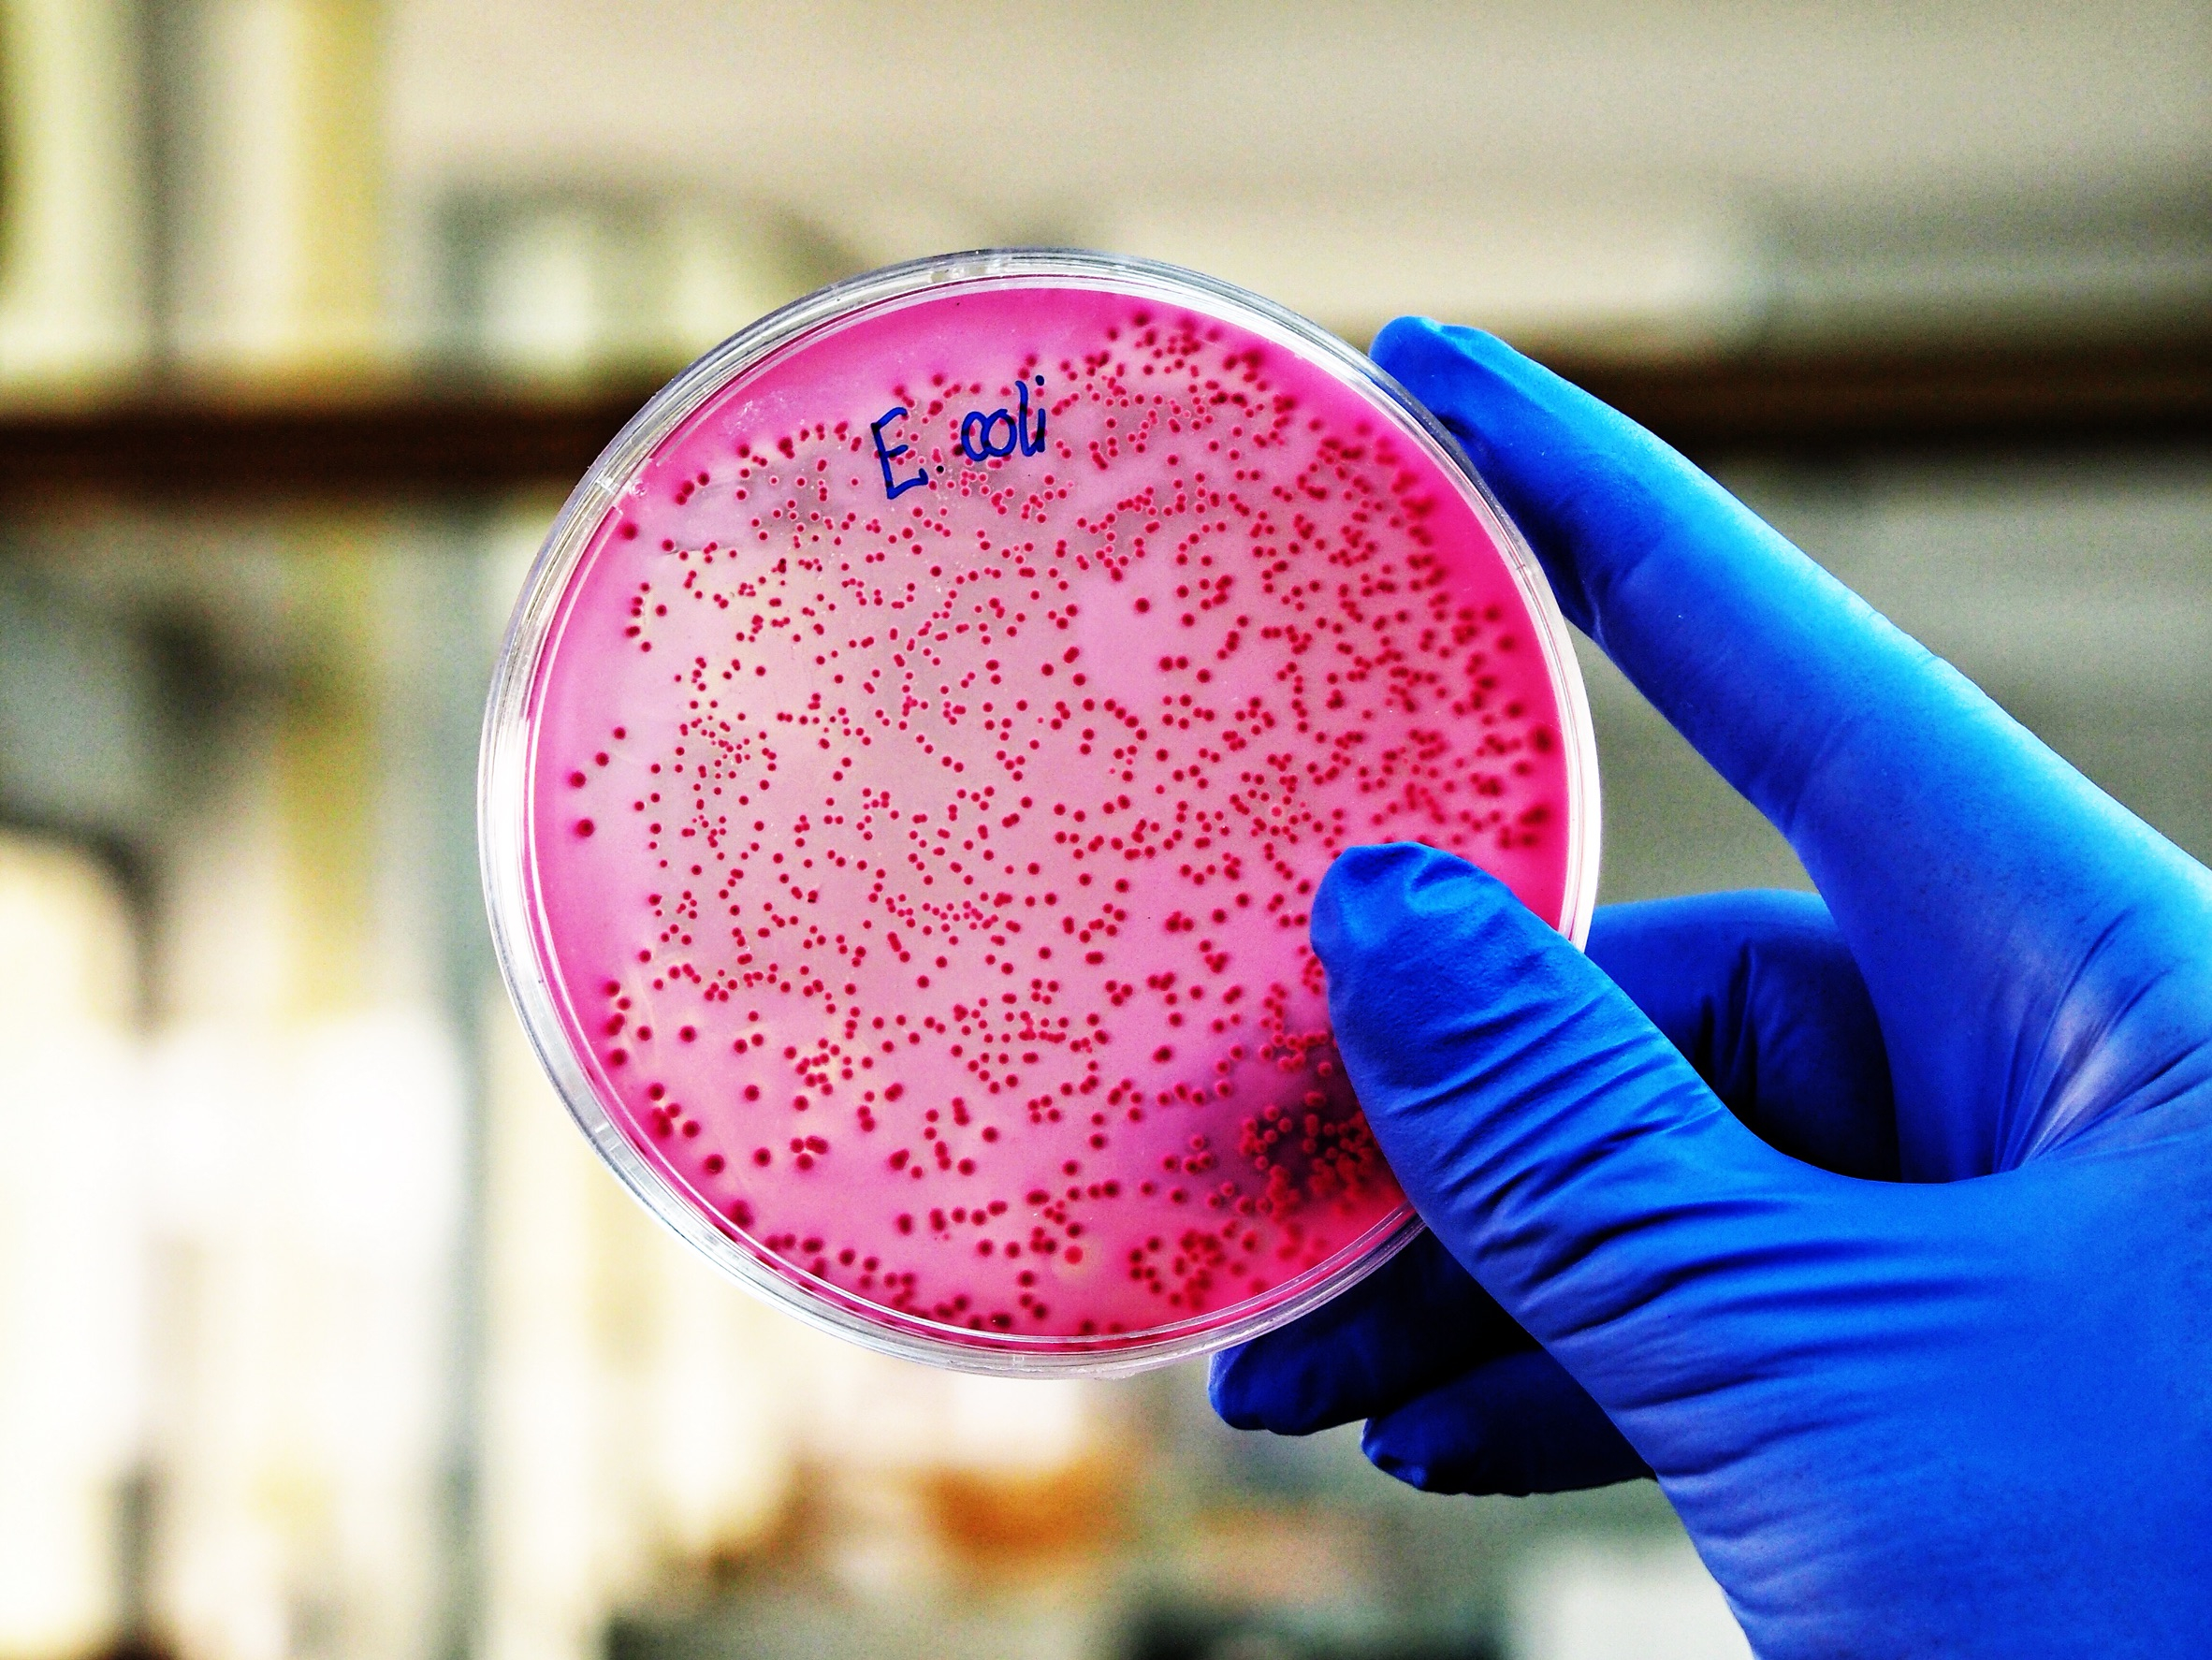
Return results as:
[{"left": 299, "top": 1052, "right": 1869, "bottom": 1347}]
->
[{"left": 0, "top": 4, "right": 2206, "bottom": 1659}]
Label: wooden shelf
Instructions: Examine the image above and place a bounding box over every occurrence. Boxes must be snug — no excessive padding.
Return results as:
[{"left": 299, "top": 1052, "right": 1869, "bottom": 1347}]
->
[
  {"left": 4, "top": 335, "right": 2207, "bottom": 504},
  {"left": 1565, "top": 333, "right": 2212, "bottom": 458},
  {"left": 0, "top": 386, "right": 663, "bottom": 505}
]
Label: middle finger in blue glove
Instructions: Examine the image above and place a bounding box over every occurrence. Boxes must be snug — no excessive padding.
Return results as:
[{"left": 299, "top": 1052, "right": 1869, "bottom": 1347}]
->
[
  {"left": 1210, "top": 1230, "right": 1530, "bottom": 1434},
  {"left": 1590, "top": 891, "right": 1898, "bottom": 1181},
  {"left": 1361, "top": 1346, "right": 1651, "bottom": 1497}
]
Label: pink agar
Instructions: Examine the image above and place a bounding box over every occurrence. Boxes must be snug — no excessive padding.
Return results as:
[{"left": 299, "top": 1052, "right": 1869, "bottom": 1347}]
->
[{"left": 524, "top": 281, "right": 1574, "bottom": 1353}]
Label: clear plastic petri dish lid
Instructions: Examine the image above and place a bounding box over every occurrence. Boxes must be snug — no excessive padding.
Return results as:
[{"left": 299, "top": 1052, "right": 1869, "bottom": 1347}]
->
[{"left": 481, "top": 250, "right": 1599, "bottom": 1376}]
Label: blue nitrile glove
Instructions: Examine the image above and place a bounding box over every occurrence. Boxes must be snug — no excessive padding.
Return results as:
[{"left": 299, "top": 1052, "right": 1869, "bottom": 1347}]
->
[{"left": 1210, "top": 319, "right": 2212, "bottom": 1657}]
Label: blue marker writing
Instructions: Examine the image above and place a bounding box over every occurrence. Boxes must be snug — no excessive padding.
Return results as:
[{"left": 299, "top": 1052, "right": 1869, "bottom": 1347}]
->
[
  {"left": 960, "top": 406, "right": 1020, "bottom": 462},
  {"left": 1018, "top": 376, "right": 1047, "bottom": 456},
  {"left": 956, "top": 377, "right": 1050, "bottom": 464},
  {"left": 870, "top": 407, "right": 928, "bottom": 499}
]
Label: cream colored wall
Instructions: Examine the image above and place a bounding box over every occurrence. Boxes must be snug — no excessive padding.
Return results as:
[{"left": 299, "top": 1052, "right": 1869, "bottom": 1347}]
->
[
  {"left": 0, "top": 840, "right": 145, "bottom": 1659},
  {"left": 0, "top": 0, "right": 149, "bottom": 392},
  {"left": 385, "top": 0, "right": 2212, "bottom": 349},
  {"left": 166, "top": 0, "right": 387, "bottom": 378},
  {"left": 6, "top": 2, "right": 2206, "bottom": 394}
]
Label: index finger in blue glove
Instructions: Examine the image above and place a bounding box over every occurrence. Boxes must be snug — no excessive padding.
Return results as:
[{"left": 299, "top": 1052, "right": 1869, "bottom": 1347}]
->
[{"left": 1373, "top": 319, "right": 2212, "bottom": 1176}]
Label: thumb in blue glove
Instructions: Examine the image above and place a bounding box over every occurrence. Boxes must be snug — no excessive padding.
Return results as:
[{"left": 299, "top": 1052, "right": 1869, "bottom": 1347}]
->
[{"left": 1211, "top": 320, "right": 2212, "bottom": 1659}]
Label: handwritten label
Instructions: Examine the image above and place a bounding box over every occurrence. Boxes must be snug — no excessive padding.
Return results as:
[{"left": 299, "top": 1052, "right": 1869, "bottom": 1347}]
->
[
  {"left": 871, "top": 376, "right": 1047, "bottom": 501},
  {"left": 869, "top": 406, "right": 927, "bottom": 499}
]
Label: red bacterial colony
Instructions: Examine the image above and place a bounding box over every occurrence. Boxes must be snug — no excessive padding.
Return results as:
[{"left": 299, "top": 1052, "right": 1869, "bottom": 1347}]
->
[{"left": 519, "top": 274, "right": 1582, "bottom": 1359}]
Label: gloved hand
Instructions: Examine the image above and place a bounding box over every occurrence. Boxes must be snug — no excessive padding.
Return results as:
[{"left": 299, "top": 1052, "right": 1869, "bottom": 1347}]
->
[{"left": 1211, "top": 319, "right": 2212, "bottom": 1657}]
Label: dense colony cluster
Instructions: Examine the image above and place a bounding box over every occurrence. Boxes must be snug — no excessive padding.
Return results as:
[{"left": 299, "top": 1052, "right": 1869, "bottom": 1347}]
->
[{"left": 527, "top": 283, "right": 1574, "bottom": 1350}]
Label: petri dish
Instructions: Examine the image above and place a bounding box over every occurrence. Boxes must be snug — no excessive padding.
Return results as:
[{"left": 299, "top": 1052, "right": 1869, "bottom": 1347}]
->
[{"left": 481, "top": 250, "right": 1598, "bottom": 1376}]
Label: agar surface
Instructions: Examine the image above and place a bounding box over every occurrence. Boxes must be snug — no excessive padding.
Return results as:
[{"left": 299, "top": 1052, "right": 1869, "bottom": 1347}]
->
[{"left": 528, "top": 284, "right": 1572, "bottom": 1348}]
